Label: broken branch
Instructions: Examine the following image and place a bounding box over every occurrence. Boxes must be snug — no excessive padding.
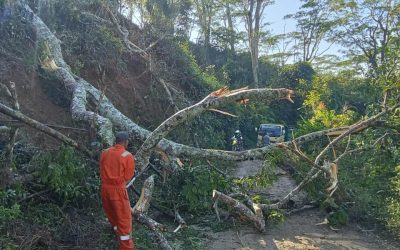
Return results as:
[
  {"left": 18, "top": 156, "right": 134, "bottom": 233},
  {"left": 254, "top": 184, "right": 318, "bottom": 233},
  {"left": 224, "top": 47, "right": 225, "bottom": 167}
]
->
[
  {"left": 212, "top": 190, "right": 265, "bottom": 232},
  {"left": 0, "top": 102, "right": 92, "bottom": 157}
]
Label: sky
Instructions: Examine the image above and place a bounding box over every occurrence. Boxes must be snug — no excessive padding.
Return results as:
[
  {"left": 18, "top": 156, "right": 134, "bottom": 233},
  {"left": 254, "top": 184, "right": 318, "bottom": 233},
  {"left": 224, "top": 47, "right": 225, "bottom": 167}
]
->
[
  {"left": 265, "top": 0, "right": 303, "bottom": 35},
  {"left": 127, "top": 0, "right": 341, "bottom": 59},
  {"left": 264, "top": 0, "right": 341, "bottom": 60}
]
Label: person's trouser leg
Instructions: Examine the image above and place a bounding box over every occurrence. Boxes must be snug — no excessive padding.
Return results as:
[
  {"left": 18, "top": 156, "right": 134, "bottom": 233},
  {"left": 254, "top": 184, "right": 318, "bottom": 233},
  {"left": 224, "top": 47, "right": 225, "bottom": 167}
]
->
[
  {"left": 101, "top": 189, "right": 118, "bottom": 232},
  {"left": 112, "top": 194, "right": 134, "bottom": 249}
]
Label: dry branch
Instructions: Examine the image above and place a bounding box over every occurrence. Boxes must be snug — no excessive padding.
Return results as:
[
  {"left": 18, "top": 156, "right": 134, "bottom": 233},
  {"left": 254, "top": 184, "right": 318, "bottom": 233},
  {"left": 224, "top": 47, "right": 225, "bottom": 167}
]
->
[
  {"left": 173, "top": 209, "right": 187, "bottom": 233},
  {"left": 3, "top": 82, "right": 20, "bottom": 165},
  {"left": 130, "top": 175, "right": 172, "bottom": 250},
  {"left": 0, "top": 120, "right": 87, "bottom": 131},
  {"left": 0, "top": 81, "right": 20, "bottom": 187},
  {"left": 0, "top": 103, "right": 92, "bottom": 157},
  {"left": 262, "top": 104, "right": 399, "bottom": 210},
  {"left": 132, "top": 175, "right": 154, "bottom": 214}
]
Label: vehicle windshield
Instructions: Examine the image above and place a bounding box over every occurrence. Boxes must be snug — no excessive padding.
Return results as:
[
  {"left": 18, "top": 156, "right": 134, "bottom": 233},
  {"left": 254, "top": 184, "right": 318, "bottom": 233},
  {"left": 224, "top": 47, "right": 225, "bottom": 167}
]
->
[{"left": 259, "top": 124, "right": 282, "bottom": 137}]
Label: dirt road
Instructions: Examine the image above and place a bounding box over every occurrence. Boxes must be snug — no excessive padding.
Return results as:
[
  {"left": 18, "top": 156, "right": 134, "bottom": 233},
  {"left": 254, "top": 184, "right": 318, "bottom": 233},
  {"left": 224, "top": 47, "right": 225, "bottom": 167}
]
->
[{"left": 206, "top": 160, "right": 399, "bottom": 250}]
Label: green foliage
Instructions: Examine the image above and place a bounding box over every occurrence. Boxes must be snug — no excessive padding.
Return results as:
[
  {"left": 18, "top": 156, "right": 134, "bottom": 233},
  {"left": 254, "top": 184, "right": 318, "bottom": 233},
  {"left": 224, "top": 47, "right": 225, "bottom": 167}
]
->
[
  {"left": 159, "top": 164, "right": 229, "bottom": 214},
  {"left": 265, "top": 209, "right": 285, "bottom": 224},
  {"left": 234, "top": 160, "right": 277, "bottom": 191},
  {"left": 96, "top": 26, "right": 125, "bottom": 53},
  {"left": 169, "top": 112, "right": 227, "bottom": 149},
  {"left": 251, "top": 194, "right": 269, "bottom": 204},
  {"left": 0, "top": 4, "right": 35, "bottom": 62},
  {"left": 32, "top": 146, "right": 98, "bottom": 204},
  {"left": 22, "top": 49, "right": 38, "bottom": 72},
  {"left": 296, "top": 73, "right": 359, "bottom": 135},
  {"left": 0, "top": 186, "right": 25, "bottom": 225},
  {"left": 328, "top": 209, "right": 349, "bottom": 227},
  {"left": 179, "top": 41, "right": 222, "bottom": 90},
  {"left": 0, "top": 187, "right": 22, "bottom": 248},
  {"left": 386, "top": 165, "right": 400, "bottom": 238},
  {"left": 0, "top": 204, "right": 20, "bottom": 223},
  {"left": 181, "top": 167, "right": 229, "bottom": 212},
  {"left": 0, "top": 188, "right": 21, "bottom": 205},
  {"left": 47, "top": 0, "right": 127, "bottom": 74},
  {"left": 70, "top": 58, "right": 84, "bottom": 75},
  {"left": 269, "top": 62, "right": 315, "bottom": 126},
  {"left": 169, "top": 227, "right": 205, "bottom": 250},
  {"left": 133, "top": 226, "right": 159, "bottom": 250},
  {"left": 326, "top": 127, "right": 400, "bottom": 237},
  {"left": 25, "top": 203, "right": 64, "bottom": 227}
]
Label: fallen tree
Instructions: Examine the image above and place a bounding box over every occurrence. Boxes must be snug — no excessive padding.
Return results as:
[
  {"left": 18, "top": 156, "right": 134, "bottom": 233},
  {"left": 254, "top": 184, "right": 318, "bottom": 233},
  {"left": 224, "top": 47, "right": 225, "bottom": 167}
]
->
[
  {"left": 15, "top": 1, "right": 294, "bottom": 163},
  {"left": 0, "top": 1, "right": 396, "bottom": 248},
  {"left": 210, "top": 104, "right": 398, "bottom": 231}
]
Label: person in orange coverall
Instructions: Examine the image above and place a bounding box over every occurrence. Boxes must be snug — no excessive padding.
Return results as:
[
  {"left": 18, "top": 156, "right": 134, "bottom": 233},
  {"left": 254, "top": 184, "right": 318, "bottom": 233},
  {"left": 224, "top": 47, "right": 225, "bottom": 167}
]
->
[{"left": 100, "top": 131, "right": 135, "bottom": 250}]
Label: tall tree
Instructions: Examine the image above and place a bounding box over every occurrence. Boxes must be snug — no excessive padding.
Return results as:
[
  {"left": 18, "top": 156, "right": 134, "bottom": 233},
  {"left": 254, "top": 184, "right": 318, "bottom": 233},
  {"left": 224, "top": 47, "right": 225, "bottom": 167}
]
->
[
  {"left": 241, "top": 0, "right": 274, "bottom": 87},
  {"left": 212, "top": 0, "right": 241, "bottom": 52},
  {"left": 125, "top": 0, "right": 188, "bottom": 34},
  {"left": 224, "top": 1, "right": 235, "bottom": 52},
  {"left": 286, "top": 0, "right": 335, "bottom": 62},
  {"left": 193, "top": 0, "right": 219, "bottom": 63},
  {"left": 328, "top": 0, "right": 400, "bottom": 76}
]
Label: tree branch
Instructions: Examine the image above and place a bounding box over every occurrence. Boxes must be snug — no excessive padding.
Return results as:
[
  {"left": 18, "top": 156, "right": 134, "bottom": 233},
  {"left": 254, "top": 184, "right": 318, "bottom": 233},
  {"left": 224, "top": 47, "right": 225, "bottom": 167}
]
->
[
  {"left": 0, "top": 102, "right": 92, "bottom": 157},
  {"left": 135, "top": 86, "right": 294, "bottom": 173},
  {"left": 212, "top": 190, "right": 265, "bottom": 232}
]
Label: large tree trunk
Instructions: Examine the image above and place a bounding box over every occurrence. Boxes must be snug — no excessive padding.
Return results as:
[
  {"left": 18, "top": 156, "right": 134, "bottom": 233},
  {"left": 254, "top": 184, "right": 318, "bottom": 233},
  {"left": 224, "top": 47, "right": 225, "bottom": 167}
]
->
[
  {"left": 250, "top": 37, "right": 259, "bottom": 86},
  {"left": 246, "top": 0, "right": 266, "bottom": 87},
  {"left": 225, "top": 3, "right": 235, "bottom": 52}
]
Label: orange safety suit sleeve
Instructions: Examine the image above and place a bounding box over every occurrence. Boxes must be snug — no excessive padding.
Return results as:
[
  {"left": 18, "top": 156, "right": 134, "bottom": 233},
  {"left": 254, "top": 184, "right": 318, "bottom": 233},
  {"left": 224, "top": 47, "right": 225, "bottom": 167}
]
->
[{"left": 123, "top": 154, "right": 135, "bottom": 182}]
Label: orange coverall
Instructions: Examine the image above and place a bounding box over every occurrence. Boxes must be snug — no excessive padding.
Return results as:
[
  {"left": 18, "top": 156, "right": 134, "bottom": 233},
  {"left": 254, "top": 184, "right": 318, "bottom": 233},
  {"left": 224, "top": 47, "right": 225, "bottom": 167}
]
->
[{"left": 100, "top": 144, "right": 135, "bottom": 250}]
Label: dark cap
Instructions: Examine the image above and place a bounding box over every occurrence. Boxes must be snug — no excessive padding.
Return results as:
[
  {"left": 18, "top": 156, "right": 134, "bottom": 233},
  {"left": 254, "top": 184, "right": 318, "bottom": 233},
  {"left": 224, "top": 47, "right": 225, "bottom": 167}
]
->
[{"left": 115, "top": 131, "right": 129, "bottom": 144}]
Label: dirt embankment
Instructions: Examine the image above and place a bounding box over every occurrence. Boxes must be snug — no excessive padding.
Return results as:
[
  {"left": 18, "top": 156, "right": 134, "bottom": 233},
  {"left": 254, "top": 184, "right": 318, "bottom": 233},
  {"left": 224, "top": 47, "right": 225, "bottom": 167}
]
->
[{"left": 207, "top": 160, "right": 399, "bottom": 250}]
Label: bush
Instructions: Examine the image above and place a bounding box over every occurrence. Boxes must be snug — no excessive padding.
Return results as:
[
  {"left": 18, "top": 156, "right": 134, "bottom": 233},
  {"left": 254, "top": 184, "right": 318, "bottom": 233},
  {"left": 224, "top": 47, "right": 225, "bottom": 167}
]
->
[
  {"left": 0, "top": 204, "right": 20, "bottom": 223},
  {"left": 265, "top": 209, "right": 285, "bottom": 224},
  {"left": 178, "top": 41, "right": 222, "bottom": 91},
  {"left": 181, "top": 167, "right": 229, "bottom": 213},
  {"left": 387, "top": 165, "right": 400, "bottom": 238},
  {"left": 31, "top": 146, "right": 99, "bottom": 205},
  {"left": 158, "top": 164, "right": 229, "bottom": 214}
]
